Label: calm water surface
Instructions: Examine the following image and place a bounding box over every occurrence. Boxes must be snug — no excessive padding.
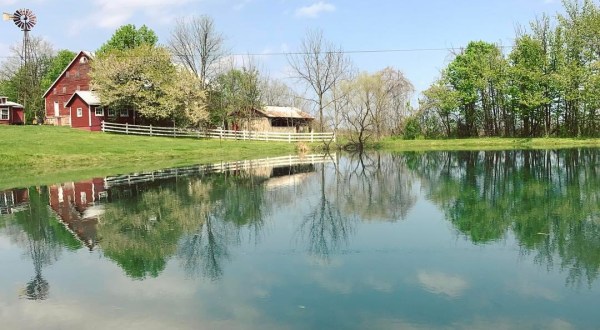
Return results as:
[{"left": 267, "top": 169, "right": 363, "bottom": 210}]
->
[{"left": 1, "top": 150, "right": 600, "bottom": 329}]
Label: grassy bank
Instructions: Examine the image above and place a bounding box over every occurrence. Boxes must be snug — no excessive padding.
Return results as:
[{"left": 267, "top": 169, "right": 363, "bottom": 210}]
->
[
  {"left": 0, "top": 126, "right": 298, "bottom": 189},
  {"left": 375, "top": 137, "right": 600, "bottom": 151}
]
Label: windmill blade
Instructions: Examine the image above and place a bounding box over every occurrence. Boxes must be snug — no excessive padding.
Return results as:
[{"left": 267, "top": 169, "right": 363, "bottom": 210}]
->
[{"left": 13, "top": 8, "right": 37, "bottom": 31}]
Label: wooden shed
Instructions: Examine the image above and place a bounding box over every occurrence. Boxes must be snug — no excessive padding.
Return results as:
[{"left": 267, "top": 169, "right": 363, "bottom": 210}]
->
[
  {"left": 0, "top": 96, "right": 25, "bottom": 125},
  {"left": 233, "top": 106, "right": 314, "bottom": 133}
]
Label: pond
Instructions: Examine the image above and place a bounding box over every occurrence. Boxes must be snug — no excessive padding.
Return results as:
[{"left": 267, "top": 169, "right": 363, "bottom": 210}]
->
[{"left": 1, "top": 150, "right": 599, "bottom": 329}]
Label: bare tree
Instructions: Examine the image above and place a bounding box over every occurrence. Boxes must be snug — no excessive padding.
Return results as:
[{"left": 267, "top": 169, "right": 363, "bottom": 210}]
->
[
  {"left": 287, "top": 29, "right": 352, "bottom": 131},
  {"left": 169, "top": 15, "right": 227, "bottom": 88}
]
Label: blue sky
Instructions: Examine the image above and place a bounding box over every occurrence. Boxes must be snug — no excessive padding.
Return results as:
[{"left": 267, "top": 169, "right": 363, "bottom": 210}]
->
[{"left": 0, "top": 0, "right": 565, "bottom": 99}]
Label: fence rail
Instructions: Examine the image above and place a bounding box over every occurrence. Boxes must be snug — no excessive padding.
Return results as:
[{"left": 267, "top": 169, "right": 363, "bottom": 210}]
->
[{"left": 101, "top": 121, "right": 335, "bottom": 143}]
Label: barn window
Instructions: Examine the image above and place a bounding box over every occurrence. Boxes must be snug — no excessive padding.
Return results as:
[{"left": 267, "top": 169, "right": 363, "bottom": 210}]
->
[
  {"left": 80, "top": 57, "right": 88, "bottom": 64},
  {"left": 66, "top": 71, "right": 70, "bottom": 78},
  {"left": 95, "top": 107, "right": 104, "bottom": 116},
  {"left": 108, "top": 109, "right": 116, "bottom": 117},
  {"left": 76, "top": 108, "right": 83, "bottom": 117},
  {"left": 0, "top": 108, "right": 8, "bottom": 120},
  {"left": 62, "top": 86, "right": 67, "bottom": 94},
  {"left": 53, "top": 88, "right": 57, "bottom": 95},
  {"left": 120, "top": 109, "right": 129, "bottom": 117}
]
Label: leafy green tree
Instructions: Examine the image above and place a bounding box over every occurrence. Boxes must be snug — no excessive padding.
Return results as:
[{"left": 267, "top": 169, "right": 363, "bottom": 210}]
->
[
  {"left": 96, "top": 24, "right": 158, "bottom": 56},
  {"left": 210, "top": 67, "right": 262, "bottom": 128},
  {"left": 508, "top": 35, "right": 549, "bottom": 137},
  {"left": 90, "top": 45, "right": 207, "bottom": 125}
]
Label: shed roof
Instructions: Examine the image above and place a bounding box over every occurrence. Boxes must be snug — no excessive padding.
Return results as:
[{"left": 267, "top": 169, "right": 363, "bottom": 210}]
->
[
  {"left": 0, "top": 96, "right": 24, "bottom": 108},
  {"left": 66, "top": 91, "right": 101, "bottom": 106},
  {"left": 255, "top": 106, "right": 314, "bottom": 120}
]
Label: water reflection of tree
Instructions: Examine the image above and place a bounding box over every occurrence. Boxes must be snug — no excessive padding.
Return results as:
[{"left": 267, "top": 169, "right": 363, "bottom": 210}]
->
[
  {"left": 405, "top": 149, "right": 600, "bottom": 287},
  {"left": 99, "top": 170, "right": 268, "bottom": 280},
  {"left": 299, "top": 152, "right": 417, "bottom": 260},
  {"left": 300, "top": 165, "right": 350, "bottom": 259},
  {"left": 0, "top": 187, "right": 82, "bottom": 300},
  {"left": 177, "top": 171, "right": 267, "bottom": 280},
  {"left": 341, "top": 152, "right": 417, "bottom": 222}
]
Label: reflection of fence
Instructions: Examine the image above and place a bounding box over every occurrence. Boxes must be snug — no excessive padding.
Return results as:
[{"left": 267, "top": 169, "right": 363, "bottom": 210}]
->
[
  {"left": 101, "top": 121, "right": 335, "bottom": 143},
  {"left": 104, "top": 154, "right": 336, "bottom": 188}
]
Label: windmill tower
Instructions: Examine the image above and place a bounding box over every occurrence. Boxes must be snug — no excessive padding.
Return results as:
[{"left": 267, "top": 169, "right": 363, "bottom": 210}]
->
[{"left": 3, "top": 9, "right": 37, "bottom": 121}]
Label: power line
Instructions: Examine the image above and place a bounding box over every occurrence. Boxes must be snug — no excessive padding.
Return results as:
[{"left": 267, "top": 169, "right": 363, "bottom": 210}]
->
[{"left": 0, "top": 45, "right": 517, "bottom": 59}]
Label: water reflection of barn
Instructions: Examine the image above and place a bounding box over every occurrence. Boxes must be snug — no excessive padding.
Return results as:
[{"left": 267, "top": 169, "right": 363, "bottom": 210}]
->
[
  {"left": 0, "top": 188, "right": 29, "bottom": 214},
  {"left": 47, "top": 179, "right": 106, "bottom": 250}
]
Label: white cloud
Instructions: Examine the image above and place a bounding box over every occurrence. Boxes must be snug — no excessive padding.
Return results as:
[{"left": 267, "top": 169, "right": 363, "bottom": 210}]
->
[
  {"left": 417, "top": 271, "right": 468, "bottom": 298},
  {"left": 295, "top": 1, "right": 336, "bottom": 19},
  {"left": 68, "top": 0, "right": 192, "bottom": 35}
]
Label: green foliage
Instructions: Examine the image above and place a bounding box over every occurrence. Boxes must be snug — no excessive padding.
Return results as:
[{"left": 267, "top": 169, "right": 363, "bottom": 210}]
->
[
  {"left": 210, "top": 67, "right": 262, "bottom": 127},
  {"left": 90, "top": 44, "right": 207, "bottom": 125},
  {"left": 402, "top": 116, "right": 421, "bottom": 140},
  {"left": 96, "top": 24, "right": 158, "bottom": 56},
  {"left": 418, "top": 0, "right": 600, "bottom": 138}
]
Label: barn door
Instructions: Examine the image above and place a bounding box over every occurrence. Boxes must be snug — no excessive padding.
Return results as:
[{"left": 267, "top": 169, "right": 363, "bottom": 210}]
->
[{"left": 54, "top": 101, "right": 59, "bottom": 117}]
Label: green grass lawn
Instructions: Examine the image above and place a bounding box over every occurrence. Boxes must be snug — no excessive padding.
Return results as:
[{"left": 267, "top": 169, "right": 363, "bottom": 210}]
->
[
  {"left": 0, "top": 126, "right": 299, "bottom": 189},
  {"left": 375, "top": 136, "right": 600, "bottom": 151}
]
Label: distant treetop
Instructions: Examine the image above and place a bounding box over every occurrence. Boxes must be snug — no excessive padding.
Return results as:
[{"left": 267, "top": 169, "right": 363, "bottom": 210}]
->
[{"left": 97, "top": 24, "right": 158, "bottom": 56}]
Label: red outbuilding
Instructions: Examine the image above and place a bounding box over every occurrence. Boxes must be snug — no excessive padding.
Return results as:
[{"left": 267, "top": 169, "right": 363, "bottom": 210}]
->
[
  {"left": 0, "top": 96, "right": 25, "bottom": 125},
  {"left": 66, "top": 91, "right": 135, "bottom": 131}
]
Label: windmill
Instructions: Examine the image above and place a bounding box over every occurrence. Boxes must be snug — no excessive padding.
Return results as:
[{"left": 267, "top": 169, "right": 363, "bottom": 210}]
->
[
  {"left": 3, "top": 9, "right": 37, "bottom": 67},
  {"left": 3, "top": 9, "right": 37, "bottom": 122}
]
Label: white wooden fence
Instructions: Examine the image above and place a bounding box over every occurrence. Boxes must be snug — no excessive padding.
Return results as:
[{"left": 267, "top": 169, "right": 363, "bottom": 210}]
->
[{"left": 101, "top": 121, "right": 335, "bottom": 143}]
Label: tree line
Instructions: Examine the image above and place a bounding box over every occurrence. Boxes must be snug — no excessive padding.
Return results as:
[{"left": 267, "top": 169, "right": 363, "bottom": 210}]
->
[{"left": 414, "top": 0, "right": 600, "bottom": 138}]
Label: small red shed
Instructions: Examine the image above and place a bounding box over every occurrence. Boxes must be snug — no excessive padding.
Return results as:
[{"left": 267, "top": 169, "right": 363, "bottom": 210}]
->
[
  {"left": 0, "top": 96, "right": 25, "bottom": 125},
  {"left": 66, "top": 91, "right": 135, "bottom": 131}
]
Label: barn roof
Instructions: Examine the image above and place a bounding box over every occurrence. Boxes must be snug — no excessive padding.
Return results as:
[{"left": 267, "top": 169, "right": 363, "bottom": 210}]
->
[
  {"left": 42, "top": 50, "right": 95, "bottom": 98},
  {"left": 66, "top": 91, "right": 101, "bottom": 106},
  {"left": 255, "top": 106, "right": 314, "bottom": 120}
]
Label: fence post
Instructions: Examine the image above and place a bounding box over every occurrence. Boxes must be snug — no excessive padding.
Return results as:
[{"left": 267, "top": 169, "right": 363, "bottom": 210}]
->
[
  {"left": 101, "top": 121, "right": 104, "bottom": 132},
  {"left": 149, "top": 124, "right": 153, "bottom": 136},
  {"left": 288, "top": 133, "right": 291, "bottom": 143},
  {"left": 311, "top": 131, "right": 314, "bottom": 142},
  {"left": 125, "top": 122, "right": 129, "bottom": 134}
]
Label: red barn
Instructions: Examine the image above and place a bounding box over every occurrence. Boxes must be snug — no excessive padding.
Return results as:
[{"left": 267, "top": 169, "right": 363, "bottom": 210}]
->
[
  {"left": 0, "top": 96, "right": 25, "bottom": 125},
  {"left": 43, "top": 50, "right": 135, "bottom": 130},
  {"left": 43, "top": 51, "right": 94, "bottom": 127}
]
